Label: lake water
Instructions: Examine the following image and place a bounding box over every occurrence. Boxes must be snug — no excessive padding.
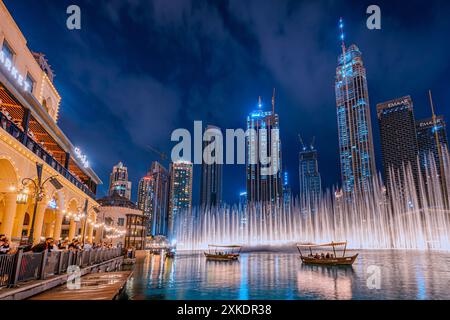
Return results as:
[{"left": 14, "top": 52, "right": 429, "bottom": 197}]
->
[{"left": 124, "top": 249, "right": 450, "bottom": 300}]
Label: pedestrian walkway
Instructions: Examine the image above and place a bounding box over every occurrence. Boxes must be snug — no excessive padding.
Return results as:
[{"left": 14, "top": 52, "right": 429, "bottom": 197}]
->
[{"left": 29, "top": 271, "right": 132, "bottom": 300}]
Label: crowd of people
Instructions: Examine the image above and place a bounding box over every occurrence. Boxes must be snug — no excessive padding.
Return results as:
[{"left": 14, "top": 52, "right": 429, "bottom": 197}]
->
[
  {"left": 0, "top": 234, "right": 117, "bottom": 255},
  {"left": 308, "top": 252, "right": 336, "bottom": 259}
]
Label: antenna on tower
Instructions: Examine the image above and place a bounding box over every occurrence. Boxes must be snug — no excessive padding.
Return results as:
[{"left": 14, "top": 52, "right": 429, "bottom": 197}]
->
[
  {"left": 339, "top": 17, "right": 346, "bottom": 51},
  {"left": 310, "top": 136, "right": 316, "bottom": 150},
  {"left": 298, "top": 134, "right": 306, "bottom": 151},
  {"left": 429, "top": 90, "right": 437, "bottom": 118},
  {"left": 258, "top": 96, "right": 262, "bottom": 110},
  {"left": 272, "top": 88, "right": 276, "bottom": 114}
]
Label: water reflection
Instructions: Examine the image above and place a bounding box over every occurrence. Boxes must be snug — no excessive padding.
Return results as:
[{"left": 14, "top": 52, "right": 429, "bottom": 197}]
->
[
  {"left": 297, "top": 265, "right": 354, "bottom": 299},
  {"left": 125, "top": 250, "right": 450, "bottom": 300}
]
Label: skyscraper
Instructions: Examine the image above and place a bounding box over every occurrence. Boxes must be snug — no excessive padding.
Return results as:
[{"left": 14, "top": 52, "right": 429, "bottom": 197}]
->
[
  {"left": 377, "top": 96, "right": 419, "bottom": 192},
  {"left": 416, "top": 91, "right": 449, "bottom": 208},
  {"left": 246, "top": 93, "right": 283, "bottom": 204},
  {"left": 282, "top": 171, "right": 292, "bottom": 208},
  {"left": 149, "top": 162, "right": 170, "bottom": 236},
  {"left": 137, "top": 174, "right": 153, "bottom": 235},
  {"left": 137, "top": 162, "right": 170, "bottom": 237},
  {"left": 417, "top": 116, "right": 448, "bottom": 175},
  {"left": 299, "top": 139, "right": 322, "bottom": 208},
  {"left": 109, "top": 162, "right": 132, "bottom": 200},
  {"left": 335, "top": 19, "right": 376, "bottom": 195},
  {"left": 200, "top": 125, "right": 223, "bottom": 208},
  {"left": 168, "top": 161, "right": 193, "bottom": 237}
]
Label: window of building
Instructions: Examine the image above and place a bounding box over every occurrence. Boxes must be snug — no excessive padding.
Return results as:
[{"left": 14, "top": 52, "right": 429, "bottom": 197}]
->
[
  {"left": 118, "top": 218, "right": 125, "bottom": 226},
  {"left": 1, "top": 40, "right": 14, "bottom": 61},
  {"left": 25, "top": 73, "right": 35, "bottom": 93}
]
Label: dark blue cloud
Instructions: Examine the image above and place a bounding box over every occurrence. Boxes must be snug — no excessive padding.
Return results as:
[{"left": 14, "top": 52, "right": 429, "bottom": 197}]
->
[{"left": 5, "top": 0, "right": 450, "bottom": 203}]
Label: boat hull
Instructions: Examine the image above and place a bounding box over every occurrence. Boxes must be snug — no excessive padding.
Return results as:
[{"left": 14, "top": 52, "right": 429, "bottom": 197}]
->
[
  {"left": 204, "top": 253, "right": 239, "bottom": 261},
  {"left": 301, "top": 254, "right": 358, "bottom": 266}
]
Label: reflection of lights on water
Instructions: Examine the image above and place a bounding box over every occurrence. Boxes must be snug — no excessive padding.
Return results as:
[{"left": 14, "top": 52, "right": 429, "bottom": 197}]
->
[{"left": 297, "top": 267, "right": 353, "bottom": 300}]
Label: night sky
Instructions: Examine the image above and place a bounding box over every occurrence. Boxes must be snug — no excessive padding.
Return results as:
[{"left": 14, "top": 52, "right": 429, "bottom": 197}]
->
[{"left": 5, "top": 0, "right": 450, "bottom": 204}]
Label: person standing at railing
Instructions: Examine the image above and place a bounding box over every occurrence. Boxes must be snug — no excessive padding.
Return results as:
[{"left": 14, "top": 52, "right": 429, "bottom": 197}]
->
[
  {"left": 0, "top": 234, "right": 11, "bottom": 254},
  {"left": 31, "top": 237, "right": 55, "bottom": 253}
]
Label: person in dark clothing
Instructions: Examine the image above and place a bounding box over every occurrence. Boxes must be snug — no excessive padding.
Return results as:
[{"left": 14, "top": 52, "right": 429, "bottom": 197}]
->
[
  {"left": 31, "top": 237, "right": 54, "bottom": 253},
  {"left": 0, "top": 234, "right": 10, "bottom": 254}
]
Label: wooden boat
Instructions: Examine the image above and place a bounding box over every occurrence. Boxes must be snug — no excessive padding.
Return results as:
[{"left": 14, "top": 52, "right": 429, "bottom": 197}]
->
[
  {"left": 204, "top": 245, "right": 241, "bottom": 261},
  {"left": 296, "top": 241, "right": 358, "bottom": 266}
]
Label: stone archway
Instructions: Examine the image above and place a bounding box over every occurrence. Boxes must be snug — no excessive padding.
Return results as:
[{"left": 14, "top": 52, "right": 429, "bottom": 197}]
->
[{"left": 0, "top": 158, "right": 19, "bottom": 237}]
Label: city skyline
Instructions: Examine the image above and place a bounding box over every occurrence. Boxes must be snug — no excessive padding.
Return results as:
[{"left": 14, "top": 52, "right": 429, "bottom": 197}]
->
[{"left": 4, "top": 0, "right": 450, "bottom": 205}]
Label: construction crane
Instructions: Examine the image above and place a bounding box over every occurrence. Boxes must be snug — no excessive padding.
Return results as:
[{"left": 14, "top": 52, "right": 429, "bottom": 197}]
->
[{"left": 146, "top": 145, "right": 168, "bottom": 161}]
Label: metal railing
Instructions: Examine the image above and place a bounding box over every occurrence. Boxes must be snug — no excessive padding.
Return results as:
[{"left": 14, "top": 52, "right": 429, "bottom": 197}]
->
[
  {"left": 0, "top": 248, "right": 122, "bottom": 288},
  {"left": 0, "top": 254, "right": 16, "bottom": 287},
  {"left": 0, "top": 112, "right": 96, "bottom": 199}
]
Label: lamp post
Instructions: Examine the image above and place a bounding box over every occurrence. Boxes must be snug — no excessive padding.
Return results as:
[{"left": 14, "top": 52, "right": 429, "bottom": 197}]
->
[{"left": 18, "top": 162, "right": 62, "bottom": 245}]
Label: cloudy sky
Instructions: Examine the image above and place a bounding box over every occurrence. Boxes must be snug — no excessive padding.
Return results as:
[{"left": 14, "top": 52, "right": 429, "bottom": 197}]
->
[{"left": 5, "top": 0, "right": 450, "bottom": 203}]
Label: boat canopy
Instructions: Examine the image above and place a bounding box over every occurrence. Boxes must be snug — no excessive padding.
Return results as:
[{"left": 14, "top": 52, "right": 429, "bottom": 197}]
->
[{"left": 296, "top": 241, "right": 347, "bottom": 248}]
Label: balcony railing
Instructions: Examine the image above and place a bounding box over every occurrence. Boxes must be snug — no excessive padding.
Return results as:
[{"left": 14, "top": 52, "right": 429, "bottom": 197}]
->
[
  {"left": 0, "top": 112, "right": 95, "bottom": 199},
  {"left": 0, "top": 247, "right": 123, "bottom": 288}
]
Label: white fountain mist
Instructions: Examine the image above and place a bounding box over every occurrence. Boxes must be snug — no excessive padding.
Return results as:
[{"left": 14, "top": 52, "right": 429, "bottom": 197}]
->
[{"left": 173, "top": 153, "right": 450, "bottom": 251}]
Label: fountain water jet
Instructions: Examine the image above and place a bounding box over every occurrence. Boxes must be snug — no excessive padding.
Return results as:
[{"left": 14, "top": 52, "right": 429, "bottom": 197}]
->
[{"left": 173, "top": 153, "right": 450, "bottom": 251}]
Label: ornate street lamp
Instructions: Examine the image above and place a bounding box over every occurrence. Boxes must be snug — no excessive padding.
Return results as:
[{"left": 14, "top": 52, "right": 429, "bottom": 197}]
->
[{"left": 20, "top": 162, "right": 63, "bottom": 245}]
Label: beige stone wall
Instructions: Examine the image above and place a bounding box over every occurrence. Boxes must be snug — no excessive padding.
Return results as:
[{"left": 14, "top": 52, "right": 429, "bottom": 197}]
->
[
  {"left": 0, "top": 1, "right": 61, "bottom": 123},
  {"left": 0, "top": 132, "right": 98, "bottom": 243}
]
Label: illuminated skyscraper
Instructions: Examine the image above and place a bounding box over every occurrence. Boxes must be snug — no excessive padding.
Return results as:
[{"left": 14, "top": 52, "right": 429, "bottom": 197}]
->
[
  {"left": 168, "top": 161, "right": 193, "bottom": 237},
  {"left": 109, "top": 161, "right": 132, "bottom": 200},
  {"left": 200, "top": 125, "right": 223, "bottom": 208},
  {"left": 282, "top": 171, "right": 292, "bottom": 208},
  {"left": 335, "top": 18, "right": 376, "bottom": 195},
  {"left": 377, "top": 96, "right": 419, "bottom": 192},
  {"left": 417, "top": 116, "right": 448, "bottom": 175},
  {"left": 137, "top": 162, "right": 170, "bottom": 236},
  {"left": 246, "top": 93, "right": 283, "bottom": 204},
  {"left": 299, "top": 138, "right": 322, "bottom": 208},
  {"left": 137, "top": 174, "right": 153, "bottom": 235}
]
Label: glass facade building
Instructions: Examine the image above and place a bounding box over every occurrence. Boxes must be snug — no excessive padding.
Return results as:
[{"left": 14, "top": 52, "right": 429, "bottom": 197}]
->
[
  {"left": 335, "top": 44, "right": 376, "bottom": 195},
  {"left": 416, "top": 116, "right": 448, "bottom": 175},
  {"left": 246, "top": 97, "right": 283, "bottom": 204},
  {"left": 299, "top": 146, "right": 322, "bottom": 209},
  {"left": 200, "top": 125, "right": 223, "bottom": 208},
  {"left": 377, "top": 96, "right": 419, "bottom": 193},
  {"left": 168, "top": 161, "right": 193, "bottom": 238}
]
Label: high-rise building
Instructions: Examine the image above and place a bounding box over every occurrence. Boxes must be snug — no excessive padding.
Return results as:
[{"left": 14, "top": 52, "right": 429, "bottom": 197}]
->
[
  {"left": 335, "top": 19, "right": 376, "bottom": 195},
  {"left": 200, "top": 125, "right": 223, "bottom": 208},
  {"left": 246, "top": 94, "right": 283, "bottom": 204},
  {"left": 168, "top": 161, "right": 193, "bottom": 237},
  {"left": 282, "top": 171, "right": 292, "bottom": 208},
  {"left": 149, "top": 162, "right": 170, "bottom": 236},
  {"left": 109, "top": 162, "right": 132, "bottom": 200},
  {"left": 417, "top": 116, "right": 448, "bottom": 174},
  {"left": 377, "top": 96, "right": 419, "bottom": 192},
  {"left": 137, "top": 162, "right": 170, "bottom": 237},
  {"left": 299, "top": 141, "right": 322, "bottom": 208},
  {"left": 137, "top": 174, "right": 153, "bottom": 235}
]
